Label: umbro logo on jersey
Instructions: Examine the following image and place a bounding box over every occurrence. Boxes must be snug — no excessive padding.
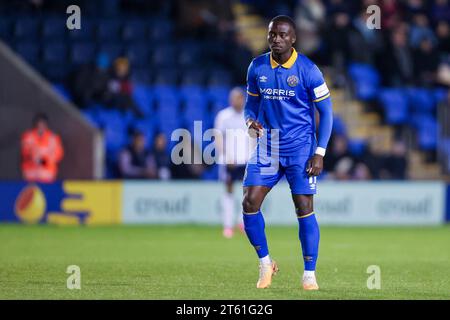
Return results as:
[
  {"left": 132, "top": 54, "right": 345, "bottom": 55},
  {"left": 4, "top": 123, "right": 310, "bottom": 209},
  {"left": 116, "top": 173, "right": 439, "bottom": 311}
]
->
[{"left": 259, "top": 75, "right": 268, "bottom": 82}]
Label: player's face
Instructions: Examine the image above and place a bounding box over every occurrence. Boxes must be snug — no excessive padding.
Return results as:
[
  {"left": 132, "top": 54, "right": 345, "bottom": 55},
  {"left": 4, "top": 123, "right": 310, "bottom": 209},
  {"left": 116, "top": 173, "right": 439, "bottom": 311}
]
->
[{"left": 267, "top": 21, "right": 295, "bottom": 55}]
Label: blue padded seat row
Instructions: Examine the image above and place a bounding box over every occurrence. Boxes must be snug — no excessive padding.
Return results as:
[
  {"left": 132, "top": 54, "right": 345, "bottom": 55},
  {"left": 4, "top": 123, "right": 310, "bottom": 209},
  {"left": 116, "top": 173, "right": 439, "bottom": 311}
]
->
[
  {"left": 332, "top": 115, "right": 347, "bottom": 136},
  {"left": 70, "top": 42, "right": 97, "bottom": 65},
  {"left": 407, "top": 88, "right": 436, "bottom": 113},
  {"left": 132, "top": 84, "right": 154, "bottom": 116},
  {"left": 378, "top": 88, "right": 409, "bottom": 124},
  {"left": 42, "top": 42, "right": 68, "bottom": 64},
  {"left": 41, "top": 17, "right": 67, "bottom": 39},
  {"left": 13, "top": 17, "right": 40, "bottom": 39},
  {"left": 14, "top": 41, "right": 40, "bottom": 65},
  {"left": 130, "top": 117, "right": 157, "bottom": 148},
  {"left": 348, "top": 63, "right": 380, "bottom": 101},
  {"left": 348, "top": 139, "right": 367, "bottom": 156}
]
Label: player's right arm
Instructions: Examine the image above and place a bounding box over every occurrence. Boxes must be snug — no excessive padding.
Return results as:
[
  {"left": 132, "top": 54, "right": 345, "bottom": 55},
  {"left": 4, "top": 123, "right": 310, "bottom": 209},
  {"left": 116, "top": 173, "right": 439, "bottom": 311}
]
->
[{"left": 244, "top": 60, "right": 264, "bottom": 138}]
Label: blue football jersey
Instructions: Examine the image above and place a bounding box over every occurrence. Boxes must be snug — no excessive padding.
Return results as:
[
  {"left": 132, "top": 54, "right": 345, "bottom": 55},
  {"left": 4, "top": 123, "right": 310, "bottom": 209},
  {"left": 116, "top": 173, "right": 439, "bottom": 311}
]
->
[{"left": 245, "top": 48, "right": 330, "bottom": 156}]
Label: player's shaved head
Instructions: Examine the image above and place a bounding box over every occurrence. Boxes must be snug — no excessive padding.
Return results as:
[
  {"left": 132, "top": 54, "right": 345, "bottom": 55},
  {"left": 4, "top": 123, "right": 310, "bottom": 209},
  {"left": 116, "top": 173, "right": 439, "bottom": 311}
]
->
[{"left": 270, "top": 15, "right": 296, "bottom": 33}]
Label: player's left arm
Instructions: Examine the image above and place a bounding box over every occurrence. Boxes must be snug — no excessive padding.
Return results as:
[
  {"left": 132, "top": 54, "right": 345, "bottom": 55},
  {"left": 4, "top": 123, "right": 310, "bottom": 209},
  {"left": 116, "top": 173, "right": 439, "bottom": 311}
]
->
[{"left": 307, "top": 65, "right": 333, "bottom": 177}]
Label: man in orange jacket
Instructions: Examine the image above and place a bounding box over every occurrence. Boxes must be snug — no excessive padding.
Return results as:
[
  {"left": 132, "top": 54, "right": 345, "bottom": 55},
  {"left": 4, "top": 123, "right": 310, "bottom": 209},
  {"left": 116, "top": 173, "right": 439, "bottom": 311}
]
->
[{"left": 21, "top": 113, "right": 64, "bottom": 183}]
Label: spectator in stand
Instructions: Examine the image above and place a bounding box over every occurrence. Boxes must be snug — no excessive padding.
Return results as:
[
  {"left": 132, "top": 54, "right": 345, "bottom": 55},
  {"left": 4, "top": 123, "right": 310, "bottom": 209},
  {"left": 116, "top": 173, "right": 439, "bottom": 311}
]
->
[
  {"left": 431, "top": 0, "right": 450, "bottom": 23},
  {"left": 352, "top": 162, "right": 372, "bottom": 180},
  {"left": 295, "top": 0, "right": 326, "bottom": 56},
  {"left": 436, "top": 20, "right": 450, "bottom": 55},
  {"left": 228, "top": 31, "right": 254, "bottom": 85},
  {"left": 324, "top": 135, "right": 355, "bottom": 175},
  {"left": 348, "top": 4, "right": 384, "bottom": 65},
  {"left": 118, "top": 130, "right": 156, "bottom": 179},
  {"left": 380, "top": 27, "right": 414, "bottom": 86},
  {"left": 152, "top": 132, "right": 172, "bottom": 180},
  {"left": 69, "top": 53, "right": 110, "bottom": 108},
  {"left": 107, "top": 57, "right": 143, "bottom": 117},
  {"left": 409, "top": 14, "right": 437, "bottom": 48},
  {"left": 326, "top": 10, "right": 351, "bottom": 87},
  {"left": 21, "top": 113, "right": 64, "bottom": 183},
  {"left": 413, "top": 36, "right": 440, "bottom": 86},
  {"left": 384, "top": 140, "right": 408, "bottom": 179},
  {"left": 380, "top": 0, "right": 402, "bottom": 30}
]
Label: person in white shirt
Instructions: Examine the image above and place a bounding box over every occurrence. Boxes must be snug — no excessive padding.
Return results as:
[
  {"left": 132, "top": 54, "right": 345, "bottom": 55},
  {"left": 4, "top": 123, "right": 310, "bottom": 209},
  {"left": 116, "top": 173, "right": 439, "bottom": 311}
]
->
[{"left": 214, "top": 87, "right": 255, "bottom": 238}]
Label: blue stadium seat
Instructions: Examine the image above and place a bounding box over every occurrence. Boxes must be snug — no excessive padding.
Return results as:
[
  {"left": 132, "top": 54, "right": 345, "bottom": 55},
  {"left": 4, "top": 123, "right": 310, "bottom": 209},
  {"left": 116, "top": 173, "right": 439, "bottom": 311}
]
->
[
  {"left": 153, "top": 68, "right": 178, "bottom": 85},
  {"left": 0, "top": 18, "right": 13, "bottom": 42},
  {"left": 97, "top": 109, "right": 129, "bottom": 152},
  {"left": 131, "top": 68, "right": 152, "bottom": 84},
  {"left": 150, "top": 45, "right": 176, "bottom": 68},
  {"left": 207, "top": 69, "right": 232, "bottom": 86},
  {"left": 184, "top": 96, "right": 208, "bottom": 128},
  {"left": 348, "top": 139, "right": 367, "bottom": 156},
  {"left": 42, "top": 42, "right": 68, "bottom": 64},
  {"left": 348, "top": 63, "right": 380, "bottom": 101},
  {"left": 14, "top": 17, "right": 40, "bottom": 39},
  {"left": 180, "top": 69, "right": 205, "bottom": 85},
  {"left": 41, "top": 17, "right": 66, "bottom": 39},
  {"left": 97, "top": 43, "right": 124, "bottom": 61},
  {"left": 407, "top": 88, "right": 435, "bottom": 113},
  {"left": 132, "top": 84, "right": 154, "bottom": 116},
  {"left": 126, "top": 43, "right": 151, "bottom": 67},
  {"left": 122, "top": 19, "right": 148, "bottom": 41},
  {"left": 410, "top": 113, "right": 438, "bottom": 150},
  {"left": 152, "top": 85, "right": 179, "bottom": 101},
  {"left": 155, "top": 100, "right": 182, "bottom": 146},
  {"left": 42, "top": 64, "right": 69, "bottom": 82},
  {"left": 208, "top": 86, "right": 230, "bottom": 113},
  {"left": 434, "top": 88, "right": 448, "bottom": 105},
  {"left": 130, "top": 117, "right": 156, "bottom": 148},
  {"left": 53, "top": 83, "right": 73, "bottom": 102},
  {"left": 179, "top": 85, "right": 206, "bottom": 101},
  {"left": 97, "top": 19, "right": 123, "bottom": 41},
  {"left": 68, "top": 18, "right": 95, "bottom": 41},
  {"left": 14, "top": 42, "right": 40, "bottom": 66},
  {"left": 378, "top": 88, "right": 409, "bottom": 124},
  {"left": 148, "top": 19, "right": 173, "bottom": 41},
  {"left": 177, "top": 42, "right": 202, "bottom": 68},
  {"left": 332, "top": 115, "right": 347, "bottom": 136},
  {"left": 71, "top": 42, "right": 96, "bottom": 65}
]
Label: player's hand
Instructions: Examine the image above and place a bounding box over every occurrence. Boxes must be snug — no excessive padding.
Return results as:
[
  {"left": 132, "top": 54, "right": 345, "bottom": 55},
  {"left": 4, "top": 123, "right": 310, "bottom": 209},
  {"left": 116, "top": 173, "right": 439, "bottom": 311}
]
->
[
  {"left": 247, "top": 119, "right": 264, "bottom": 138},
  {"left": 307, "top": 154, "right": 323, "bottom": 177}
]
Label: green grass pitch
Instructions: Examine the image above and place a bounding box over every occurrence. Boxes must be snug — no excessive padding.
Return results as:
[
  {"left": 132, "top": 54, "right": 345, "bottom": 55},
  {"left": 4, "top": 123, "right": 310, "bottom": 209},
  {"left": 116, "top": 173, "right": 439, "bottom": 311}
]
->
[{"left": 0, "top": 224, "right": 449, "bottom": 299}]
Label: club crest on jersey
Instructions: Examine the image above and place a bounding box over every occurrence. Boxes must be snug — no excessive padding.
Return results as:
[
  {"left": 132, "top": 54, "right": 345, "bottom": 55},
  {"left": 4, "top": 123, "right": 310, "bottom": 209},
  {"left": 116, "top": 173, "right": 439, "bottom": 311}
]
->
[{"left": 287, "top": 75, "right": 299, "bottom": 87}]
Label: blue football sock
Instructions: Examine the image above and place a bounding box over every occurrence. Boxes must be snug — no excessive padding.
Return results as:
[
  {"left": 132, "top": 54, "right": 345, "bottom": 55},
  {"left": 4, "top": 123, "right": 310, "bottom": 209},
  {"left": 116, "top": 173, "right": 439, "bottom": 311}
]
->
[
  {"left": 298, "top": 212, "right": 320, "bottom": 271},
  {"left": 243, "top": 211, "right": 269, "bottom": 259}
]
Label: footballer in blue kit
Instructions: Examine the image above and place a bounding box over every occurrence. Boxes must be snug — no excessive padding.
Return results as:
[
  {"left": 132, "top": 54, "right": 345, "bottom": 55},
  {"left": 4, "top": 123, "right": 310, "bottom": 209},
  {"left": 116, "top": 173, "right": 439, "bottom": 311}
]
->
[{"left": 241, "top": 16, "right": 333, "bottom": 290}]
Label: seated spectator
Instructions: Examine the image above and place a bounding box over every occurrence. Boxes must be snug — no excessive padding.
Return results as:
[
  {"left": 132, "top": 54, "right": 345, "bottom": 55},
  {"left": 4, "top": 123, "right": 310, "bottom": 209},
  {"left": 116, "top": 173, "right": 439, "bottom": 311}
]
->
[
  {"left": 413, "top": 37, "right": 440, "bottom": 86},
  {"left": 383, "top": 140, "right": 408, "bottom": 179},
  {"left": 352, "top": 162, "right": 372, "bottom": 180},
  {"left": 107, "top": 57, "right": 143, "bottom": 117},
  {"left": 119, "top": 131, "right": 156, "bottom": 179},
  {"left": 380, "top": 27, "right": 414, "bottom": 87},
  {"left": 21, "top": 113, "right": 64, "bottom": 183},
  {"left": 69, "top": 53, "right": 110, "bottom": 108},
  {"left": 324, "top": 134, "right": 355, "bottom": 173},
  {"left": 152, "top": 132, "right": 172, "bottom": 180}
]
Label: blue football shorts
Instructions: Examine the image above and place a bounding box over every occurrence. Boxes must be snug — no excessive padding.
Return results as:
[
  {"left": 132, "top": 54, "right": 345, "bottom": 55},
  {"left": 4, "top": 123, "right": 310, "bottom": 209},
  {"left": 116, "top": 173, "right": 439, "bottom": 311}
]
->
[{"left": 243, "top": 149, "right": 317, "bottom": 195}]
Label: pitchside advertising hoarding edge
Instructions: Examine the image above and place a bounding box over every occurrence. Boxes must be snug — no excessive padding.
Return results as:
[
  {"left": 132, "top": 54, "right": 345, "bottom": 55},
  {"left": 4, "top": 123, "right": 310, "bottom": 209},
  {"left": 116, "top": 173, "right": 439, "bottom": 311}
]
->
[{"left": 0, "top": 181, "right": 448, "bottom": 226}]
